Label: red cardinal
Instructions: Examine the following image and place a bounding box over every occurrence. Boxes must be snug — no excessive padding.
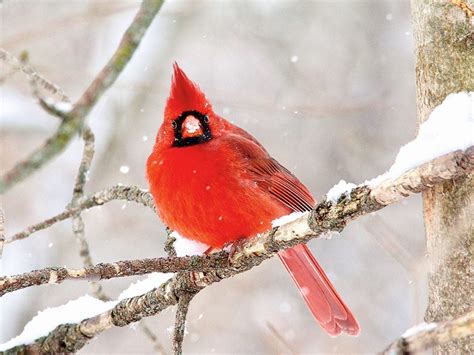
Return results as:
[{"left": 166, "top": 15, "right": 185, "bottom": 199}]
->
[{"left": 147, "top": 63, "right": 359, "bottom": 336}]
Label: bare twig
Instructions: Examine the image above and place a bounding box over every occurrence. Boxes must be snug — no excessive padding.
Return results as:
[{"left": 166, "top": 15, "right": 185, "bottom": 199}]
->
[
  {"left": 173, "top": 291, "right": 194, "bottom": 355},
  {"left": 0, "top": 48, "right": 69, "bottom": 101},
  {"left": 0, "top": 0, "right": 164, "bottom": 193},
  {"left": 69, "top": 125, "right": 111, "bottom": 300},
  {"left": 165, "top": 228, "right": 177, "bottom": 257},
  {"left": 6, "top": 185, "right": 154, "bottom": 243},
  {"left": 383, "top": 310, "right": 474, "bottom": 354},
  {"left": 72, "top": 127, "right": 95, "bottom": 200},
  {"left": 0, "top": 253, "right": 230, "bottom": 296}
]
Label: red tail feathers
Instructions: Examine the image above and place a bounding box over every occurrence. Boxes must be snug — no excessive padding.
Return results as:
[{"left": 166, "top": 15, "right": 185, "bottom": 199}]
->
[{"left": 278, "top": 244, "right": 360, "bottom": 336}]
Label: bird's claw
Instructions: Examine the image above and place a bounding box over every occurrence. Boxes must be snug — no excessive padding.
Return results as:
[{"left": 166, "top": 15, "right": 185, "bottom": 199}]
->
[{"left": 225, "top": 237, "right": 248, "bottom": 262}]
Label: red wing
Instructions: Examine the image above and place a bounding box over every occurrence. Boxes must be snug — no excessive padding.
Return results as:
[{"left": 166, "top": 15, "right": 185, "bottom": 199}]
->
[
  {"left": 248, "top": 157, "right": 315, "bottom": 212},
  {"left": 223, "top": 132, "right": 315, "bottom": 212}
]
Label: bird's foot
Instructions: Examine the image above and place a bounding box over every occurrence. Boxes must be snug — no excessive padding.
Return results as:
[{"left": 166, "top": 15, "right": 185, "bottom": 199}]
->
[{"left": 225, "top": 237, "right": 248, "bottom": 262}]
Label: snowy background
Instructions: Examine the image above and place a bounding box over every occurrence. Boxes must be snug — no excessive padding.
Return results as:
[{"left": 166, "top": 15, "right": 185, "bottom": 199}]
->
[{"left": 0, "top": 1, "right": 426, "bottom": 353}]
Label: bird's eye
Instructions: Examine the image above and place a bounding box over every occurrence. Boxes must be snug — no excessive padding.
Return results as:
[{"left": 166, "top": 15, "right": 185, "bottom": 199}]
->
[
  {"left": 203, "top": 115, "right": 209, "bottom": 123},
  {"left": 171, "top": 121, "right": 177, "bottom": 129}
]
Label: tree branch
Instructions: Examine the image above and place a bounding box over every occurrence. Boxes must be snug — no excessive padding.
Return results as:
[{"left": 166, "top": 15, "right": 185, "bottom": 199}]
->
[
  {"left": 1, "top": 147, "right": 472, "bottom": 296},
  {"left": 0, "top": 253, "right": 229, "bottom": 296},
  {"left": 172, "top": 291, "right": 194, "bottom": 355},
  {"left": 383, "top": 310, "right": 474, "bottom": 354},
  {"left": 0, "top": 48, "right": 69, "bottom": 102},
  {"left": 1, "top": 146, "right": 472, "bottom": 353},
  {"left": 0, "top": 0, "right": 164, "bottom": 193},
  {"left": 6, "top": 185, "right": 154, "bottom": 243}
]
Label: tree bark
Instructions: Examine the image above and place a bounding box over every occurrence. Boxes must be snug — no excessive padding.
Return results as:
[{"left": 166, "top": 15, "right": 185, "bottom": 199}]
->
[{"left": 411, "top": 0, "right": 474, "bottom": 353}]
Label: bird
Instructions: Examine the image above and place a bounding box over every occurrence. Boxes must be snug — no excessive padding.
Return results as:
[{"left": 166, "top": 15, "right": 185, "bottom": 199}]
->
[{"left": 146, "top": 63, "right": 359, "bottom": 336}]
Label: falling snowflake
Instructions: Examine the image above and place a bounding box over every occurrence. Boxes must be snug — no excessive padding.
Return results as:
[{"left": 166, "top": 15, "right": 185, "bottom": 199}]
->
[{"left": 119, "top": 166, "right": 130, "bottom": 174}]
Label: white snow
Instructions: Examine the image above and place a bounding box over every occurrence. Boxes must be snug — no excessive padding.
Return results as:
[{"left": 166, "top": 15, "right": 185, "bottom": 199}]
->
[
  {"left": 369, "top": 92, "right": 473, "bottom": 186},
  {"left": 325, "top": 179, "right": 357, "bottom": 203},
  {"left": 389, "top": 92, "right": 473, "bottom": 178},
  {"left": 278, "top": 302, "right": 291, "bottom": 313},
  {"left": 53, "top": 101, "right": 73, "bottom": 114},
  {"left": 0, "top": 274, "right": 174, "bottom": 350},
  {"left": 43, "top": 97, "right": 73, "bottom": 114},
  {"left": 402, "top": 322, "right": 436, "bottom": 338},
  {"left": 272, "top": 212, "right": 304, "bottom": 227},
  {"left": 0, "top": 295, "right": 117, "bottom": 351},
  {"left": 118, "top": 272, "right": 173, "bottom": 300},
  {"left": 171, "top": 231, "right": 209, "bottom": 256},
  {"left": 119, "top": 165, "right": 130, "bottom": 174},
  {"left": 290, "top": 55, "right": 299, "bottom": 63}
]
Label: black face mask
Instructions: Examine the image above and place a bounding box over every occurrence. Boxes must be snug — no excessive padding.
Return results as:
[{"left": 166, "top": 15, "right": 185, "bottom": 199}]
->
[{"left": 172, "top": 110, "right": 212, "bottom": 147}]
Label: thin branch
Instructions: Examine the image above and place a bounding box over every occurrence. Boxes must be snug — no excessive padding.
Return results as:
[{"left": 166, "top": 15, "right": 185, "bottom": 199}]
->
[
  {"left": 165, "top": 228, "right": 177, "bottom": 257},
  {"left": 173, "top": 291, "right": 194, "bottom": 355},
  {"left": 67, "top": 125, "right": 110, "bottom": 300},
  {"left": 6, "top": 185, "right": 154, "bottom": 243},
  {"left": 0, "top": 0, "right": 164, "bottom": 193},
  {"left": 0, "top": 253, "right": 230, "bottom": 297},
  {"left": 0, "top": 48, "right": 69, "bottom": 101},
  {"left": 72, "top": 127, "right": 95, "bottom": 200},
  {"left": 382, "top": 310, "right": 474, "bottom": 354}
]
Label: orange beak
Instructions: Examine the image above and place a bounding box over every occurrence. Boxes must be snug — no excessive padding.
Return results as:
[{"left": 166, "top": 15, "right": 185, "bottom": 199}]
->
[{"left": 181, "top": 115, "right": 204, "bottom": 138}]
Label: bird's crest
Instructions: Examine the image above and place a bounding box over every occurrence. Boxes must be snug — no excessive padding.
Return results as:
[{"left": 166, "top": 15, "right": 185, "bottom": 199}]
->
[{"left": 164, "top": 63, "right": 212, "bottom": 119}]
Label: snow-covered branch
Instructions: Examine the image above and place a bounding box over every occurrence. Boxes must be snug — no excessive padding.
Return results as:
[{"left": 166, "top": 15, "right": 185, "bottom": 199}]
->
[
  {"left": 1, "top": 144, "right": 472, "bottom": 352},
  {"left": 383, "top": 310, "right": 474, "bottom": 354},
  {"left": 2, "top": 146, "right": 472, "bottom": 298},
  {"left": 0, "top": 0, "right": 164, "bottom": 193}
]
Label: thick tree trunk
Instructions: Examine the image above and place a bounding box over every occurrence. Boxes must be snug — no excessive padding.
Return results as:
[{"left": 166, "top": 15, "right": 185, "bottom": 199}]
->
[{"left": 411, "top": 1, "right": 474, "bottom": 353}]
